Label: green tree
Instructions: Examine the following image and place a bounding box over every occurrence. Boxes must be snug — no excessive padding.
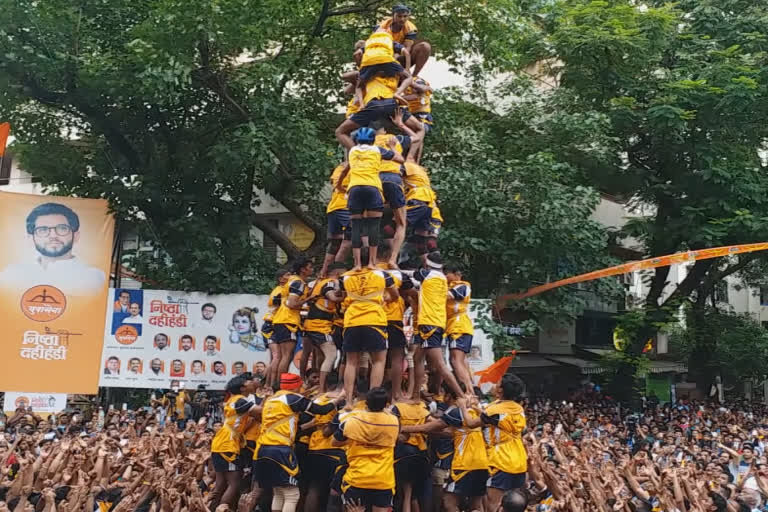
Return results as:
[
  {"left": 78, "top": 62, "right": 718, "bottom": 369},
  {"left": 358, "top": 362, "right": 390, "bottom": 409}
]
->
[
  {"left": 0, "top": 0, "right": 619, "bottom": 317},
  {"left": 504, "top": 0, "right": 768, "bottom": 396}
]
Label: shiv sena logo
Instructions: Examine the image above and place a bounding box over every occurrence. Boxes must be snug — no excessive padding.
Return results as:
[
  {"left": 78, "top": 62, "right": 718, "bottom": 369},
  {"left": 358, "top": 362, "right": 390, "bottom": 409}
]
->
[
  {"left": 14, "top": 396, "right": 30, "bottom": 410},
  {"left": 20, "top": 285, "right": 66, "bottom": 322},
  {"left": 114, "top": 325, "right": 139, "bottom": 345}
]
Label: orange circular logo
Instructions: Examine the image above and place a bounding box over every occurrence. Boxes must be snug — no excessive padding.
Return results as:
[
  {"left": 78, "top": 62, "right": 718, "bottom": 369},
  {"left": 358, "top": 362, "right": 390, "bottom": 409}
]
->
[
  {"left": 115, "top": 325, "right": 139, "bottom": 345},
  {"left": 20, "top": 285, "right": 67, "bottom": 322},
  {"left": 14, "top": 396, "right": 29, "bottom": 409}
]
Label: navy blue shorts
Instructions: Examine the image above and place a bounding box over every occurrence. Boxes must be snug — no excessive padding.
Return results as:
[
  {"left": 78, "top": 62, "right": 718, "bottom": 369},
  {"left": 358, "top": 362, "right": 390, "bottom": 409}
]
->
[
  {"left": 343, "top": 326, "right": 387, "bottom": 353},
  {"left": 414, "top": 112, "right": 434, "bottom": 133},
  {"left": 272, "top": 323, "right": 299, "bottom": 344},
  {"left": 261, "top": 320, "right": 274, "bottom": 339},
  {"left": 327, "top": 210, "right": 351, "bottom": 237},
  {"left": 253, "top": 445, "right": 299, "bottom": 488},
  {"left": 416, "top": 325, "right": 444, "bottom": 349},
  {"left": 387, "top": 321, "right": 407, "bottom": 349},
  {"left": 305, "top": 451, "right": 344, "bottom": 487},
  {"left": 212, "top": 452, "right": 241, "bottom": 473},
  {"left": 343, "top": 487, "right": 394, "bottom": 508},
  {"left": 332, "top": 325, "right": 344, "bottom": 350},
  {"left": 347, "top": 185, "right": 384, "bottom": 214},
  {"left": 446, "top": 469, "right": 489, "bottom": 497},
  {"left": 447, "top": 334, "right": 472, "bottom": 353},
  {"left": 349, "top": 98, "right": 411, "bottom": 126},
  {"left": 358, "top": 62, "right": 404, "bottom": 82},
  {"left": 407, "top": 202, "right": 433, "bottom": 232},
  {"left": 395, "top": 446, "right": 430, "bottom": 491},
  {"left": 381, "top": 176, "right": 406, "bottom": 209},
  {"left": 304, "top": 330, "right": 333, "bottom": 346},
  {"left": 487, "top": 469, "right": 526, "bottom": 491}
]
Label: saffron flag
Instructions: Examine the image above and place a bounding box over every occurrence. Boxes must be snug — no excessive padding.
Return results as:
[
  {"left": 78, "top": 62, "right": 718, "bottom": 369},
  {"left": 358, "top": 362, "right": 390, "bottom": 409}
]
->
[
  {"left": 474, "top": 352, "right": 516, "bottom": 385},
  {"left": 0, "top": 123, "right": 9, "bottom": 156},
  {"left": 499, "top": 242, "right": 768, "bottom": 304}
]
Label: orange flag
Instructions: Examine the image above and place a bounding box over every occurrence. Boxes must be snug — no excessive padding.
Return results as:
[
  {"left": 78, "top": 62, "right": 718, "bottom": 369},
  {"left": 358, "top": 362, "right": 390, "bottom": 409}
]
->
[
  {"left": 0, "top": 123, "right": 9, "bottom": 156},
  {"left": 474, "top": 351, "right": 516, "bottom": 385}
]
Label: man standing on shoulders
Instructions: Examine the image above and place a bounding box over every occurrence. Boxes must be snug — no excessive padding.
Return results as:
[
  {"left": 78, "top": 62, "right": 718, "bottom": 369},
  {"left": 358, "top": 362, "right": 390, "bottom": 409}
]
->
[
  {"left": 444, "top": 263, "right": 476, "bottom": 396},
  {"left": 271, "top": 259, "right": 314, "bottom": 380},
  {"left": 376, "top": 4, "right": 432, "bottom": 77}
]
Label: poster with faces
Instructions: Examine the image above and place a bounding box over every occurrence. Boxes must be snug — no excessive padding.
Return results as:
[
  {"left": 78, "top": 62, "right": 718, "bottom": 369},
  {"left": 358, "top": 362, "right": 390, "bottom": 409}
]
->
[{"left": 99, "top": 289, "right": 271, "bottom": 390}]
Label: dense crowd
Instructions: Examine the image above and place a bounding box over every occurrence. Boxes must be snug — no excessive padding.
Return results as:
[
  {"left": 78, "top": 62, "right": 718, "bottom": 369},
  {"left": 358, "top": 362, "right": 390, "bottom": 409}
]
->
[{"left": 4, "top": 379, "right": 768, "bottom": 512}]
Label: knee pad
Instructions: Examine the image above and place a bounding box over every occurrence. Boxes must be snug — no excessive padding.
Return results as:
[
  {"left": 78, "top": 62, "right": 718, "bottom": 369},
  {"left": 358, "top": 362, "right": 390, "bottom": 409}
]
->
[
  {"left": 426, "top": 237, "right": 438, "bottom": 253},
  {"left": 359, "top": 352, "right": 370, "bottom": 368},
  {"left": 365, "top": 217, "right": 381, "bottom": 247},
  {"left": 271, "top": 487, "right": 286, "bottom": 510},
  {"left": 320, "top": 342, "right": 337, "bottom": 372},
  {"left": 326, "top": 238, "right": 342, "bottom": 256},
  {"left": 350, "top": 218, "right": 364, "bottom": 248},
  {"left": 282, "top": 486, "right": 300, "bottom": 511}
]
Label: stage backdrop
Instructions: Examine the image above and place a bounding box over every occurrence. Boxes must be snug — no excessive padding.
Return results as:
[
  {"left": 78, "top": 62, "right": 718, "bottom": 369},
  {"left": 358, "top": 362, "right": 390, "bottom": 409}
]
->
[
  {"left": 0, "top": 192, "right": 114, "bottom": 394},
  {"left": 100, "top": 289, "right": 496, "bottom": 391},
  {"left": 100, "top": 289, "right": 272, "bottom": 390}
]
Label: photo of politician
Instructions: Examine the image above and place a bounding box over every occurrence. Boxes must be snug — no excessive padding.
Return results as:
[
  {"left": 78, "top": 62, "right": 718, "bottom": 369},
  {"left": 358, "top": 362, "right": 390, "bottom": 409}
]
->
[
  {"left": 111, "top": 289, "right": 144, "bottom": 335},
  {"left": 0, "top": 203, "right": 106, "bottom": 296},
  {"left": 104, "top": 356, "right": 120, "bottom": 375}
]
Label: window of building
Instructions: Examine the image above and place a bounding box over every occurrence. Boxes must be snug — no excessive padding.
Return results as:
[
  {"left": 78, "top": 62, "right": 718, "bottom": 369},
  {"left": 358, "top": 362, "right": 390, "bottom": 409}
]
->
[
  {"left": 575, "top": 311, "right": 617, "bottom": 347},
  {"left": 760, "top": 286, "right": 768, "bottom": 306}
]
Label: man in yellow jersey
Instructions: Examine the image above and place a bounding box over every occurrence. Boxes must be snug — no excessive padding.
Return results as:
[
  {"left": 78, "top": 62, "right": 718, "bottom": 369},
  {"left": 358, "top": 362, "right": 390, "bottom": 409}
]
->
[
  {"left": 209, "top": 375, "right": 261, "bottom": 510},
  {"left": 403, "top": 383, "right": 489, "bottom": 512},
  {"left": 444, "top": 263, "right": 476, "bottom": 396},
  {"left": 372, "top": 111, "right": 421, "bottom": 267},
  {"left": 304, "top": 372, "right": 346, "bottom": 511},
  {"left": 332, "top": 387, "right": 400, "bottom": 512},
  {"left": 403, "top": 155, "right": 439, "bottom": 266},
  {"left": 482, "top": 374, "right": 528, "bottom": 511},
  {"left": 377, "top": 246, "right": 417, "bottom": 400},
  {"left": 321, "top": 164, "right": 352, "bottom": 278},
  {"left": 335, "top": 266, "right": 399, "bottom": 402},
  {"left": 335, "top": 31, "right": 423, "bottom": 150},
  {"left": 411, "top": 252, "right": 466, "bottom": 399},
  {"left": 324, "top": 379, "right": 370, "bottom": 512},
  {"left": 301, "top": 265, "right": 344, "bottom": 392},
  {"left": 376, "top": 4, "right": 432, "bottom": 77},
  {"left": 335, "top": 128, "right": 404, "bottom": 270},
  {"left": 272, "top": 258, "right": 313, "bottom": 381},
  {"left": 264, "top": 269, "right": 290, "bottom": 389},
  {"left": 253, "top": 373, "right": 343, "bottom": 512},
  {"left": 404, "top": 76, "right": 433, "bottom": 138},
  {"left": 391, "top": 394, "right": 431, "bottom": 512}
]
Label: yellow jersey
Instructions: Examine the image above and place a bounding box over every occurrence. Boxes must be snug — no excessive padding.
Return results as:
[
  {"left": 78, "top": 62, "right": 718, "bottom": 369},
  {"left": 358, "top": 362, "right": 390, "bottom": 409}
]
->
[
  {"left": 256, "top": 390, "right": 312, "bottom": 449},
  {"left": 391, "top": 401, "right": 430, "bottom": 451},
  {"left": 243, "top": 395, "right": 265, "bottom": 444},
  {"left": 211, "top": 394, "right": 253, "bottom": 456},
  {"left": 340, "top": 269, "right": 395, "bottom": 327},
  {"left": 308, "top": 393, "right": 343, "bottom": 453},
  {"left": 446, "top": 280, "right": 474, "bottom": 336},
  {"left": 363, "top": 74, "right": 399, "bottom": 105},
  {"left": 337, "top": 410, "right": 400, "bottom": 491},
  {"left": 272, "top": 275, "right": 308, "bottom": 326},
  {"left": 345, "top": 96, "right": 361, "bottom": 119},
  {"left": 404, "top": 162, "right": 436, "bottom": 205},
  {"left": 303, "top": 278, "right": 338, "bottom": 334},
  {"left": 377, "top": 18, "right": 418, "bottom": 44},
  {"left": 377, "top": 265, "right": 413, "bottom": 322},
  {"left": 348, "top": 144, "right": 395, "bottom": 191},
  {"left": 442, "top": 406, "right": 489, "bottom": 472},
  {"left": 414, "top": 269, "right": 447, "bottom": 328},
  {"left": 327, "top": 164, "right": 350, "bottom": 213},
  {"left": 374, "top": 134, "right": 403, "bottom": 176},
  {"left": 485, "top": 400, "right": 527, "bottom": 474},
  {"left": 360, "top": 30, "right": 397, "bottom": 68},
  {"left": 262, "top": 285, "right": 283, "bottom": 323},
  {"left": 406, "top": 77, "right": 432, "bottom": 114}
]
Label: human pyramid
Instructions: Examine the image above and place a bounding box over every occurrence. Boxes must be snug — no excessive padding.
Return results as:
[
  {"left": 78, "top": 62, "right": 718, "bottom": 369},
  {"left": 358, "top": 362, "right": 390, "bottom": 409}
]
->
[{"left": 209, "top": 5, "right": 528, "bottom": 512}]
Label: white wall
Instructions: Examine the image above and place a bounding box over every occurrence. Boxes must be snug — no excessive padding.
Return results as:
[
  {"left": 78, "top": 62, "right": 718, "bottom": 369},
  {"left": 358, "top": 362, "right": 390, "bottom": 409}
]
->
[{"left": 0, "top": 156, "right": 42, "bottom": 195}]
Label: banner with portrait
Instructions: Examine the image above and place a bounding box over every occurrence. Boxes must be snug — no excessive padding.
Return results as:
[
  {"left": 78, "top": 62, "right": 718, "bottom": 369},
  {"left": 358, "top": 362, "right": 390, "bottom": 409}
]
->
[
  {"left": 100, "top": 289, "right": 273, "bottom": 390},
  {"left": 0, "top": 191, "right": 114, "bottom": 394}
]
